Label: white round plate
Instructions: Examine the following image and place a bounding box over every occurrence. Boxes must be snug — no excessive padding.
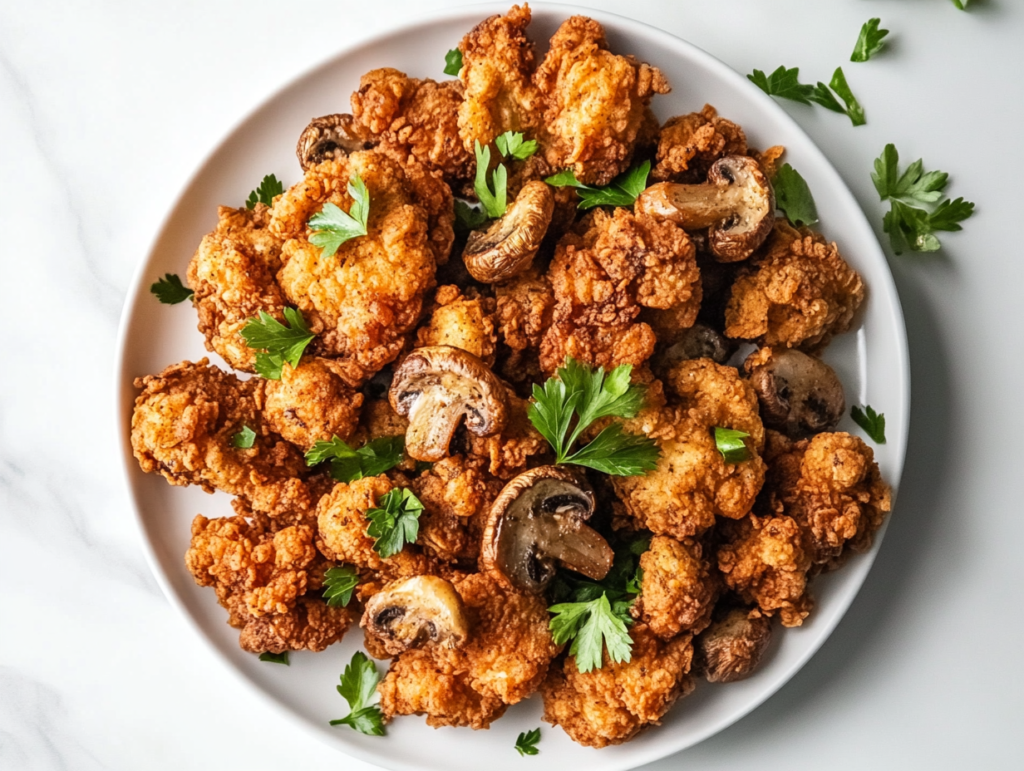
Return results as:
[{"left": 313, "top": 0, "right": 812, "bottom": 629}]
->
[{"left": 115, "top": 4, "right": 909, "bottom": 770}]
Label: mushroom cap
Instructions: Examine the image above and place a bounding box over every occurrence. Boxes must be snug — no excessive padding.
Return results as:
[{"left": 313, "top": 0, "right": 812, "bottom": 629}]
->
[
  {"left": 296, "top": 114, "right": 376, "bottom": 172},
  {"left": 361, "top": 575, "right": 469, "bottom": 656},
  {"left": 693, "top": 607, "right": 772, "bottom": 683},
  {"left": 480, "top": 465, "right": 614, "bottom": 594},
  {"left": 744, "top": 347, "right": 845, "bottom": 439},
  {"left": 463, "top": 181, "right": 555, "bottom": 283},
  {"left": 653, "top": 323, "right": 736, "bottom": 375},
  {"left": 388, "top": 346, "right": 509, "bottom": 462}
]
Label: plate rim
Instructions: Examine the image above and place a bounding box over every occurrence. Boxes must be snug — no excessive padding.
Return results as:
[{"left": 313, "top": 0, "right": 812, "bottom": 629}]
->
[{"left": 113, "top": 3, "right": 911, "bottom": 768}]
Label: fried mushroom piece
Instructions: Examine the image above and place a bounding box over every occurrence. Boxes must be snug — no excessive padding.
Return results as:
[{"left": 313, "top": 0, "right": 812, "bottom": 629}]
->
[
  {"left": 131, "top": 359, "right": 313, "bottom": 521},
  {"left": 652, "top": 105, "right": 748, "bottom": 183},
  {"left": 362, "top": 575, "right": 470, "bottom": 656},
  {"left": 693, "top": 607, "right": 772, "bottom": 683},
  {"left": 725, "top": 221, "right": 865, "bottom": 351},
  {"left": 262, "top": 359, "right": 364, "bottom": 450},
  {"left": 634, "top": 536, "right": 716, "bottom": 640},
  {"left": 296, "top": 113, "right": 377, "bottom": 171},
  {"left": 186, "top": 204, "right": 287, "bottom": 373},
  {"left": 415, "top": 285, "right": 498, "bottom": 367},
  {"left": 542, "top": 624, "right": 695, "bottom": 748},
  {"left": 463, "top": 180, "right": 554, "bottom": 283},
  {"left": 743, "top": 347, "right": 845, "bottom": 439}
]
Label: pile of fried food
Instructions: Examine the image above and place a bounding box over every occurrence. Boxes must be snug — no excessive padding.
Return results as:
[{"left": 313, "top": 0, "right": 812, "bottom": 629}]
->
[{"left": 130, "top": 5, "right": 891, "bottom": 749}]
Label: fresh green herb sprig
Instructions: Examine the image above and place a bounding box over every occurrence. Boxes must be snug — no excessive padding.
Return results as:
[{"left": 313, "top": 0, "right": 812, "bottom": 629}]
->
[
  {"left": 454, "top": 200, "right": 488, "bottom": 234},
  {"left": 748, "top": 66, "right": 866, "bottom": 126},
  {"left": 527, "top": 359, "right": 659, "bottom": 477},
  {"left": 515, "top": 728, "right": 541, "bottom": 756},
  {"left": 246, "top": 173, "right": 284, "bottom": 209},
  {"left": 323, "top": 565, "right": 360, "bottom": 608},
  {"left": 474, "top": 141, "right": 508, "bottom": 219},
  {"left": 872, "top": 144, "right": 975, "bottom": 254},
  {"left": 150, "top": 273, "right": 194, "bottom": 305},
  {"left": 232, "top": 426, "right": 256, "bottom": 449},
  {"left": 851, "top": 18, "right": 889, "bottom": 62},
  {"left": 714, "top": 427, "right": 752, "bottom": 463},
  {"left": 308, "top": 175, "right": 370, "bottom": 258},
  {"left": 240, "top": 308, "right": 316, "bottom": 380},
  {"left": 545, "top": 161, "right": 650, "bottom": 210},
  {"left": 951, "top": 0, "right": 972, "bottom": 9},
  {"left": 851, "top": 405, "right": 886, "bottom": 444},
  {"left": 258, "top": 651, "right": 289, "bottom": 665},
  {"left": 495, "top": 131, "right": 538, "bottom": 161},
  {"left": 330, "top": 652, "right": 385, "bottom": 736},
  {"left": 444, "top": 48, "right": 463, "bottom": 76},
  {"left": 772, "top": 164, "right": 819, "bottom": 227},
  {"left": 365, "top": 488, "right": 424, "bottom": 558},
  {"left": 305, "top": 436, "right": 405, "bottom": 483}
]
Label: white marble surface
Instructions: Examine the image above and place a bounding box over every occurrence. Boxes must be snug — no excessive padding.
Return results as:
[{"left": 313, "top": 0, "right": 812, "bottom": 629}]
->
[{"left": 1, "top": 1, "right": 1021, "bottom": 769}]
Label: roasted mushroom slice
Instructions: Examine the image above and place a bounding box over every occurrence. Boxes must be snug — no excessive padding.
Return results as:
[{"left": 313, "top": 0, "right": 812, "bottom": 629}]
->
[
  {"left": 693, "top": 607, "right": 772, "bottom": 683},
  {"left": 744, "top": 347, "right": 845, "bottom": 439},
  {"left": 636, "top": 155, "right": 775, "bottom": 262},
  {"left": 296, "top": 114, "right": 376, "bottom": 171},
  {"left": 463, "top": 181, "right": 555, "bottom": 283},
  {"left": 361, "top": 575, "right": 470, "bottom": 656},
  {"left": 653, "top": 322, "right": 736, "bottom": 375},
  {"left": 389, "top": 346, "right": 509, "bottom": 462},
  {"left": 480, "top": 466, "right": 614, "bottom": 594}
]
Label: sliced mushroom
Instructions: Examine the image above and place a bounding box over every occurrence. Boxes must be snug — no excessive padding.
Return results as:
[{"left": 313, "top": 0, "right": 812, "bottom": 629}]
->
[
  {"left": 693, "top": 607, "right": 772, "bottom": 683},
  {"left": 361, "top": 575, "right": 469, "bottom": 656},
  {"left": 636, "top": 156, "right": 775, "bottom": 262},
  {"left": 296, "top": 114, "right": 376, "bottom": 171},
  {"left": 744, "top": 347, "right": 845, "bottom": 439},
  {"left": 480, "top": 466, "right": 614, "bottom": 594},
  {"left": 463, "top": 181, "right": 554, "bottom": 283},
  {"left": 388, "top": 346, "right": 509, "bottom": 462},
  {"left": 654, "top": 323, "right": 736, "bottom": 375}
]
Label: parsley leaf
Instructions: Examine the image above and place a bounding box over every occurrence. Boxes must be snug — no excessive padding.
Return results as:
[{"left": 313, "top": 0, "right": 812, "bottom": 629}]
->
[
  {"left": 549, "top": 593, "right": 633, "bottom": 673},
  {"left": 323, "top": 565, "right": 360, "bottom": 608},
  {"left": 750, "top": 66, "right": 865, "bottom": 126},
  {"left": 330, "top": 652, "right": 385, "bottom": 736},
  {"left": 306, "top": 435, "right": 405, "bottom": 482},
  {"left": 150, "top": 273, "right": 194, "bottom": 305},
  {"left": 545, "top": 161, "right": 651, "bottom": 210},
  {"left": 454, "top": 199, "right": 488, "bottom": 234},
  {"left": 773, "top": 163, "right": 819, "bottom": 227},
  {"left": 714, "top": 427, "right": 752, "bottom": 463},
  {"left": 828, "top": 67, "right": 866, "bottom": 126},
  {"left": 308, "top": 175, "right": 370, "bottom": 258},
  {"left": 951, "top": 0, "right": 971, "bottom": 9},
  {"left": 872, "top": 144, "right": 975, "bottom": 254},
  {"left": 246, "top": 173, "right": 284, "bottom": 209},
  {"left": 365, "top": 488, "right": 424, "bottom": 558},
  {"left": 495, "top": 130, "right": 538, "bottom": 161},
  {"left": 563, "top": 424, "right": 660, "bottom": 476},
  {"left": 241, "top": 307, "right": 316, "bottom": 379},
  {"left": 515, "top": 728, "right": 541, "bottom": 756},
  {"left": 474, "top": 141, "right": 508, "bottom": 219},
  {"left": 851, "top": 405, "right": 886, "bottom": 444},
  {"left": 444, "top": 48, "right": 463, "bottom": 76},
  {"left": 232, "top": 425, "right": 256, "bottom": 449},
  {"left": 258, "top": 651, "right": 289, "bottom": 665},
  {"left": 851, "top": 18, "right": 889, "bottom": 62},
  {"left": 748, "top": 66, "right": 815, "bottom": 104}
]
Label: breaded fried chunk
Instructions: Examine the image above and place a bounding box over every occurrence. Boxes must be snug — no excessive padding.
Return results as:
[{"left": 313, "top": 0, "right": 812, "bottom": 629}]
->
[
  {"left": 652, "top": 104, "right": 747, "bottom": 183},
  {"left": 635, "top": 536, "right": 717, "bottom": 640},
  {"left": 415, "top": 285, "right": 498, "bottom": 366},
  {"left": 238, "top": 596, "right": 354, "bottom": 654},
  {"left": 263, "top": 359, "right": 364, "bottom": 450},
  {"left": 494, "top": 270, "right": 555, "bottom": 384},
  {"left": 542, "top": 624, "right": 694, "bottom": 748}
]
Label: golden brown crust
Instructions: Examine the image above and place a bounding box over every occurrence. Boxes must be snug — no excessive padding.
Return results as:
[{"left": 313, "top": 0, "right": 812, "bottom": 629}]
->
[
  {"left": 262, "top": 359, "right": 364, "bottom": 450},
  {"left": 636, "top": 536, "right": 717, "bottom": 639},
  {"left": 652, "top": 105, "right": 748, "bottom": 183},
  {"left": 415, "top": 285, "right": 498, "bottom": 366}
]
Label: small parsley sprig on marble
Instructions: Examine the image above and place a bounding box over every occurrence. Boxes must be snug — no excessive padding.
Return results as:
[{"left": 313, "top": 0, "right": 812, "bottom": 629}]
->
[
  {"left": 748, "top": 66, "right": 866, "bottom": 126},
  {"left": 515, "top": 728, "right": 541, "bottom": 756},
  {"left": 545, "top": 161, "right": 650, "bottom": 210},
  {"left": 240, "top": 308, "right": 316, "bottom": 380},
  {"left": 329, "top": 652, "right": 385, "bottom": 736},
  {"left": 851, "top": 18, "right": 889, "bottom": 63}
]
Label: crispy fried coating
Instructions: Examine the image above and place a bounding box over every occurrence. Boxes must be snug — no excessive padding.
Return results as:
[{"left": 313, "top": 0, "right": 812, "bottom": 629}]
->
[
  {"left": 186, "top": 204, "right": 287, "bottom": 373},
  {"left": 465, "top": 390, "right": 549, "bottom": 479},
  {"left": 613, "top": 360, "right": 766, "bottom": 538},
  {"left": 270, "top": 151, "right": 453, "bottom": 386},
  {"left": 238, "top": 596, "right": 354, "bottom": 654},
  {"left": 635, "top": 536, "right": 716, "bottom": 640},
  {"left": 378, "top": 572, "right": 558, "bottom": 728},
  {"left": 351, "top": 68, "right": 474, "bottom": 187},
  {"left": 651, "top": 105, "right": 747, "bottom": 183},
  {"left": 540, "top": 208, "right": 698, "bottom": 375},
  {"left": 541, "top": 624, "right": 694, "bottom": 748},
  {"left": 415, "top": 285, "right": 498, "bottom": 366},
  {"left": 131, "top": 359, "right": 313, "bottom": 520},
  {"left": 725, "top": 222, "right": 865, "bottom": 351},
  {"left": 263, "top": 359, "right": 363, "bottom": 450},
  {"left": 534, "top": 16, "right": 670, "bottom": 185},
  {"left": 494, "top": 270, "right": 555, "bottom": 384}
]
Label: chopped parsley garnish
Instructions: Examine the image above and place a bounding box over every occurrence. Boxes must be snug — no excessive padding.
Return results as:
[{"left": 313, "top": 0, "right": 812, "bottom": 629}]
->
[
  {"left": 308, "top": 174, "right": 370, "bottom": 258},
  {"left": 748, "top": 66, "right": 866, "bottom": 126},
  {"left": 545, "top": 160, "right": 650, "bottom": 210},
  {"left": 246, "top": 173, "right": 284, "bottom": 209},
  {"left": 474, "top": 141, "right": 508, "bottom": 219},
  {"left": 549, "top": 594, "right": 633, "bottom": 674},
  {"left": 258, "top": 651, "right": 289, "bottom": 665},
  {"left": 851, "top": 405, "right": 886, "bottom": 444},
  {"left": 329, "top": 652, "right": 385, "bottom": 736},
  {"left": 454, "top": 199, "right": 488, "bottom": 234},
  {"left": 872, "top": 144, "right": 975, "bottom": 254},
  {"left": 323, "top": 565, "right": 360, "bottom": 608},
  {"left": 232, "top": 426, "right": 256, "bottom": 449},
  {"left": 851, "top": 18, "right": 889, "bottom": 62},
  {"left": 150, "top": 273, "right": 193, "bottom": 305},
  {"left": 951, "top": 0, "right": 971, "bottom": 9},
  {"left": 773, "top": 163, "right": 819, "bottom": 227},
  {"left": 825, "top": 68, "right": 866, "bottom": 127},
  {"left": 305, "top": 435, "right": 405, "bottom": 483},
  {"left": 528, "top": 358, "right": 659, "bottom": 477},
  {"left": 495, "top": 130, "right": 538, "bottom": 161},
  {"left": 240, "top": 307, "right": 316, "bottom": 380},
  {"left": 365, "top": 488, "right": 424, "bottom": 558},
  {"left": 444, "top": 48, "right": 463, "bottom": 76},
  {"left": 714, "top": 427, "right": 752, "bottom": 463},
  {"left": 515, "top": 728, "right": 541, "bottom": 756}
]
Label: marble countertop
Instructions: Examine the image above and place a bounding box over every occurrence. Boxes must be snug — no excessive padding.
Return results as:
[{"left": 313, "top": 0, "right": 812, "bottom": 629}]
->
[{"left": 2, "top": 1, "right": 1021, "bottom": 768}]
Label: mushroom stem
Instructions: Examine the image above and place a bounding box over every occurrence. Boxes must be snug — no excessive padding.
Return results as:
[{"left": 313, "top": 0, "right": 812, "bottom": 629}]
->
[
  {"left": 403, "top": 376, "right": 473, "bottom": 462},
  {"left": 639, "top": 182, "right": 747, "bottom": 229},
  {"left": 523, "top": 513, "right": 615, "bottom": 581}
]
